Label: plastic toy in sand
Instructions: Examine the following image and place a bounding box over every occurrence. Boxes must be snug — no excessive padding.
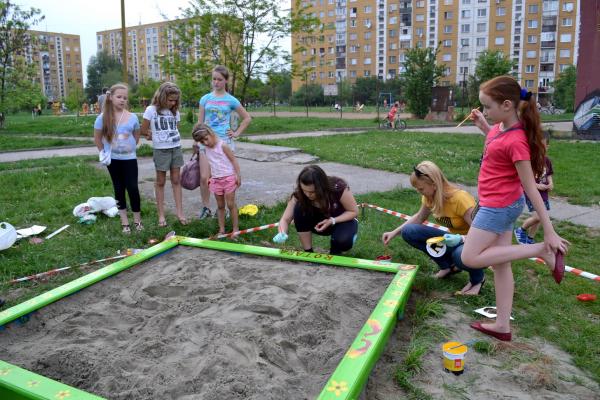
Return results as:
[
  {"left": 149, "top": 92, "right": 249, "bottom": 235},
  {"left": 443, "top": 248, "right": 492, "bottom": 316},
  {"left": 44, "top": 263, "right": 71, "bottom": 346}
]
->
[{"left": 239, "top": 204, "right": 259, "bottom": 216}]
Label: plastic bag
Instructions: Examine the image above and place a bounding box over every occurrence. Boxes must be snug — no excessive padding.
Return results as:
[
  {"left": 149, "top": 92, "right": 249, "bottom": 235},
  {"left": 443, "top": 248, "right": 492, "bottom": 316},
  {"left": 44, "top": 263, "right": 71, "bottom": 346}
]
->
[
  {"left": 0, "top": 222, "right": 17, "bottom": 251},
  {"left": 181, "top": 153, "right": 200, "bottom": 190},
  {"left": 102, "top": 206, "right": 119, "bottom": 218},
  {"left": 73, "top": 203, "right": 93, "bottom": 217},
  {"left": 88, "top": 197, "right": 117, "bottom": 212},
  {"left": 99, "top": 149, "right": 111, "bottom": 166}
]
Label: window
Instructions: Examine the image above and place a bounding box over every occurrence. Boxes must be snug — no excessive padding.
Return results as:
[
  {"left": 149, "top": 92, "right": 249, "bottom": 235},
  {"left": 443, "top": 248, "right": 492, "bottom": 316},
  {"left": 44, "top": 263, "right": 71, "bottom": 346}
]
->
[
  {"left": 461, "top": 10, "right": 471, "bottom": 18},
  {"left": 364, "top": 58, "right": 371, "bottom": 64},
  {"left": 389, "top": 29, "right": 396, "bottom": 37},
  {"left": 525, "top": 79, "right": 534, "bottom": 88},
  {"left": 461, "top": 24, "right": 470, "bottom": 33},
  {"left": 364, "top": 70, "right": 370, "bottom": 77},
  {"left": 477, "top": 9, "right": 486, "bottom": 17},
  {"left": 559, "top": 64, "right": 569, "bottom": 72},
  {"left": 349, "top": 33, "right": 357, "bottom": 40},
  {"left": 416, "top": 14, "right": 425, "bottom": 22},
  {"left": 560, "top": 33, "right": 572, "bottom": 43},
  {"left": 496, "top": 22, "right": 505, "bottom": 31},
  {"left": 389, "top": 4, "right": 397, "bottom": 11},
  {"left": 461, "top": 38, "right": 470, "bottom": 47},
  {"left": 350, "top": 70, "right": 357, "bottom": 78},
  {"left": 351, "top": 58, "right": 357, "bottom": 65},
  {"left": 459, "top": 66, "right": 469, "bottom": 74},
  {"left": 444, "top": 0, "right": 453, "bottom": 4},
  {"left": 497, "top": 7, "right": 506, "bottom": 16},
  {"left": 444, "top": 11, "right": 453, "bottom": 19},
  {"left": 460, "top": 52, "right": 469, "bottom": 61},
  {"left": 462, "top": 0, "right": 471, "bottom": 4},
  {"left": 476, "top": 37, "right": 486, "bottom": 46},
  {"left": 442, "top": 53, "right": 452, "bottom": 61},
  {"left": 526, "top": 65, "right": 535, "bottom": 73},
  {"left": 416, "top": 27, "right": 424, "bottom": 36},
  {"left": 350, "top": 45, "right": 357, "bottom": 53},
  {"left": 562, "top": 18, "right": 573, "bottom": 27},
  {"left": 526, "top": 50, "right": 536, "bottom": 58},
  {"left": 559, "top": 49, "right": 570, "bottom": 58},
  {"left": 364, "top": 5, "right": 372, "bottom": 12},
  {"left": 562, "top": 2, "right": 573, "bottom": 12},
  {"left": 528, "top": 4, "right": 538, "bottom": 13},
  {"left": 443, "top": 39, "right": 452, "bottom": 47},
  {"left": 328, "top": 10, "right": 334, "bottom": 17},
  {"left": 350, "top": 19, "right": 356, "bottom": 27},
  {"left": 527, "top": 35, "right": 537, "bottom": 43},
  {"left": 416, "top": 1, "right": 425, "bottom": 7},
  {"left": 389, "top": 55, "right": 396, "bottom": 63},
  {"left": 477, "top": 23, "right": 487, "bottom": 32},
  {"left": 444, "top": 25, "right": 453, "bottom": 33},
  {"left": 364, "top": 32, "right": 371, "bottom": 39},
  {"left": 495, "top": 37, "right": 505, "bottom": 45},
  {"left": 389, "top": 16, "right": 397, "bottom": 24},
  {"left": 528, "top": 20, "right": 538, "bottom": 29},
  {"left": 364, "top": 44, "right": 371, "bottom": 51},
  {"left": 364, "top": 19, "right": 371, "bottom": 27}
]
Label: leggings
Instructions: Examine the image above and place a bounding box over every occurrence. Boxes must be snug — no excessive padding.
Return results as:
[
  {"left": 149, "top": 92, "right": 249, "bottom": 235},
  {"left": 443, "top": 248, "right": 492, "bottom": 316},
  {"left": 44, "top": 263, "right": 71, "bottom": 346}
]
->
[
  {"left": 293, "top": 204, "right": 358, "bottom": 255},
  {"left": 107, "top": 159, "right": 141, "bottom": 212}
]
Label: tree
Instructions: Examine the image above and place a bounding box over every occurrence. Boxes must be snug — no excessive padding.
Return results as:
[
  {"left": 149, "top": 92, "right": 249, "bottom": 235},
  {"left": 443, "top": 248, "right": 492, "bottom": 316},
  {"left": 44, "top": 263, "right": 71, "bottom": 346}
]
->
[
  {"left": 467, "top": 50, "right": 514, "bottom": 106},
  {"left": 291, "top": 83, "right": 324, "bottom": 106},
  {"left": 64, "top": 80, "right": 85, "bottom": 115},
  {"left": 352, "top": 77, "right": 378, "bottom": 106},
  {"left": 552, "top": 65, "right": 576, "bottom": 112},
  {"left": 84, "top": 51, "right": 124, "bottom": 103},
  {"left": 2, "top": 57, "right": 45, "bottom": 113},
  {"left": 0, "top": 1, "right": 44, "bottom": 119},
  {"left": 401, "top": 47, "right": 445, "bottom": 118}
]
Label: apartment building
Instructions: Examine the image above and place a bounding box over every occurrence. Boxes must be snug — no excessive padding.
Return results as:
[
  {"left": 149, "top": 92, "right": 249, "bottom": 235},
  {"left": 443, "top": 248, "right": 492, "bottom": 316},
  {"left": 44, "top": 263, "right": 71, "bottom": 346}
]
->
[
  {"left": 25, "top": 30, "right": 84, "bottom": 101},
  {"left": 292, "top": 0, "right": 579, "bottom": 102}
]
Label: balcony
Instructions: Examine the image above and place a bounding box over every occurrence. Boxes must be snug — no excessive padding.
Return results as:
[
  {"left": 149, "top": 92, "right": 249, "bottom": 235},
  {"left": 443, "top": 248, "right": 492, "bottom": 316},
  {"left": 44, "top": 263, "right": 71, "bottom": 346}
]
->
[
  {"left": 539, "top": 56, "right": 556, "bottom": 63},
  {"left": 540, "top": 41, "right": 556, "bottom": 48},
  {"left": 541, "top": 24, "right": 557, "bottom": 32}
]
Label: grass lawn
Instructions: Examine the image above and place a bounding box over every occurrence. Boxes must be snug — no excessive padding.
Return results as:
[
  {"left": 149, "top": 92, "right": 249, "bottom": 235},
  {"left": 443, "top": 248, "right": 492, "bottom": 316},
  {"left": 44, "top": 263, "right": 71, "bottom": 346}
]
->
[
  {"left": 256, "top": 130, "right": 600, "bottom": 207},
  {"left": 0, "top": 135, "right": 92, "bottom": 152},
  {"left": 0, "top": 152, "right": 599, "bottom": 385}
]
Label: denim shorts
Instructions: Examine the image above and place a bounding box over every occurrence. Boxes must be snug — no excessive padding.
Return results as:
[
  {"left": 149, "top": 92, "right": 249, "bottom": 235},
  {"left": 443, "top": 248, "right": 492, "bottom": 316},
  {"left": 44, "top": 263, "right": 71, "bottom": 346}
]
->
[
  {"left": 472, "top": 196, "right": 525, "bottom": 234},
  {"left": 525, "top": 196, "right": 550, "bottom": 213}
]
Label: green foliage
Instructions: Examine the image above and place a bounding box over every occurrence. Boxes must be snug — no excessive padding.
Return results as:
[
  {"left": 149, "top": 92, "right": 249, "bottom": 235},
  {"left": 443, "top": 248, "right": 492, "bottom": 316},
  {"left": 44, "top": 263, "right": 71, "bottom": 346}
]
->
[
  {"left": 84, "top": 51, "right": 124, "bottom": 103},
  {"left": 467, "top": 50, "right": 515, "bottom": 106},
  {"left": 291, "top": 83, "right": 324, "bottom": 106},
  {"left": 552, "top": 65, "right": 576, "bottom": 112},
  {"left": 402, "top": 47, "right": 445, "bottom": 118},
  {"left": 129, "top": 79, "right": 161, "bottom": 108},
  {"left": 1, "top": 58, "right": 46, "bottom": 113},
  {"left": 0, "top": 1, "right": 44, "bottom": 115},
  {"left": 185, "top": 107, "right": 195, "bottom": 124},
  {"left": 64, "top": 80, "right": 85, "bottom": 114}
]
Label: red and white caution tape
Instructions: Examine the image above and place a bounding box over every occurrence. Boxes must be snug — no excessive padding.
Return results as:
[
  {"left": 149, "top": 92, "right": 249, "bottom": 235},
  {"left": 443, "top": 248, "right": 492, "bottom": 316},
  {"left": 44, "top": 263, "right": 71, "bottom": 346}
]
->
[
  {"left": 360, "top": 203, "right": 448, "bottom": 231},
  {"left": 530, "top": 257, "right": 600, "bottom": 283},
  {"left": 212, "top": 222, "right": 280, "bottom": 240}
]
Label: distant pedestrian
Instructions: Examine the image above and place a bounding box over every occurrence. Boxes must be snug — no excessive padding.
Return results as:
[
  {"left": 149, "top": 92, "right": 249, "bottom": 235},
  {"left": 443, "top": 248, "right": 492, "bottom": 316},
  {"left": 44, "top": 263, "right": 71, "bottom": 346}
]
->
[
  {"left": 98, "top": 87, "right": 109, "bottom": 114},
  {"left": 93, "top": 83, "right": 142, "bottom": 234}
]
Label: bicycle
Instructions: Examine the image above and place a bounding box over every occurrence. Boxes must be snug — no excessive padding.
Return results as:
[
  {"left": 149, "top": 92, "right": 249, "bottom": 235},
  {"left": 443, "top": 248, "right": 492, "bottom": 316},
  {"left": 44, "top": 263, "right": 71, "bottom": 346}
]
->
[{"left": 378, "top": 115, "right": 407, "bottom": 130}]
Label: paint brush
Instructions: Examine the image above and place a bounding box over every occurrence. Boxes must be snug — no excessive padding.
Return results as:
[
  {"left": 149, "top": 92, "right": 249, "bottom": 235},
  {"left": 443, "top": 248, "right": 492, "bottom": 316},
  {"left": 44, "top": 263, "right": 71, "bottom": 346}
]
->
[{"left": 455, "top": 107, "right": 481, "bottom": 128}]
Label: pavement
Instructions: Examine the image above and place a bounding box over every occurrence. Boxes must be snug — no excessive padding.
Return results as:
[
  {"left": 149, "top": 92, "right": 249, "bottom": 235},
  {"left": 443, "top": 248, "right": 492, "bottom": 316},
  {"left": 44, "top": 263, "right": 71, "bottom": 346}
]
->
[{"left": 1, "top": 124, "right": 598, "bottom": 228}]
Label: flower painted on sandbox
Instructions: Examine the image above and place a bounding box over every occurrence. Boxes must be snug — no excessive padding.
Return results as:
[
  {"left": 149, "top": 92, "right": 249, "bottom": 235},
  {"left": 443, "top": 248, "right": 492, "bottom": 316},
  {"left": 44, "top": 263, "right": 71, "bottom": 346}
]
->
[
  {"left": 27, "top": 380, "right": 40, "bottom": 388},
  {"left": 55, "top": 390, "right": 71, "bottom": 399},
  {"left": 0, "top": 368, "right": 11, "bottom": 376},
  {"left": 384, "top": 299, "right": 398, "bottom": 307},
  {"left": 383, "top": 311, "right": 394, "bottom": 318},
  {"left": 326, "top": 380, "right": 348, "bottom": 397}
]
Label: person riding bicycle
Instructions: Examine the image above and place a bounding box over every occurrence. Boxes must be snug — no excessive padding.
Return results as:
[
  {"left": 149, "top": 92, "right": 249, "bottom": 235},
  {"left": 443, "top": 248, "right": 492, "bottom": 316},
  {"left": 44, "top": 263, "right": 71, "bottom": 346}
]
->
[{"left": 387, "top": 102, "right": 399, "bottom": 128}]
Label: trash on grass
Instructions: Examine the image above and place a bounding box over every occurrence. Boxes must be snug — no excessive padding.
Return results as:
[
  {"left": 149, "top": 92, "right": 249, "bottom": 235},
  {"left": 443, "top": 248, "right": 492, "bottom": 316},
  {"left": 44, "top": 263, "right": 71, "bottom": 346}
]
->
[
  {"left": 474, "top": 306, "right": 515, "bottom": 321},
  {"left": 45, "top": 225, "right": 69, "bottom": 240},
  {"left": 16, "top": 225, "right": 47, "bottom": 239},
  {"left": 0, "top": 222, "right": 17, "bottom": 251}
]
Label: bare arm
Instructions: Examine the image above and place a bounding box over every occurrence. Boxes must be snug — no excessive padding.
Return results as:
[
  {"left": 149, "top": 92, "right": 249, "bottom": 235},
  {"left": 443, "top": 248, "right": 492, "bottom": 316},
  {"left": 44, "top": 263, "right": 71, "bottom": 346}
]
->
[
  {"left": 140, "top": 119, "right": 151, "bottom": 140},
  {"left": 94, "top": 129, "right": 104, "bottom": 151},
  {"left": 229, "top": 104, "right": 252, "bottom": 138},
  {"left": 382, "top": 204, "right": 431, "bottom": 245},
  {"left": 470, "top": 108, "right": 490, "bottom": 136},
  {"left": 198, "top": 104, "right": 205, "bottom": 125},
  {"left": 314, "top": 188, "right": 359, "bottom": 232},
  {"left": 278, "top": 196, "right": 297, "bottom": 234},
  {"left": 515, "top": 161, "right": 568, "bottom": 254},
  {"left": 222, "top": 144, "right": 241, "bottom": 186}
]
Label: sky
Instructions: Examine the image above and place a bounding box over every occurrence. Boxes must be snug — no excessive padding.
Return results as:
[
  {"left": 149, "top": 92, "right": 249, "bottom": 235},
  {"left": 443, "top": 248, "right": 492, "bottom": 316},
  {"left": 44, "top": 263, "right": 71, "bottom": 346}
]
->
[{"left": 17, "top": 0, "right": 291, "bottom": 85}]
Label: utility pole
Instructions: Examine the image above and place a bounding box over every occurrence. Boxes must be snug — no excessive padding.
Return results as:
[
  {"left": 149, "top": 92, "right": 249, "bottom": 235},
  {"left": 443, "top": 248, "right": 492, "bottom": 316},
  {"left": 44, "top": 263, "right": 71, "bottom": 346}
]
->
[{"left": 120, "top": 0, "right": 128, "bottom": 83}]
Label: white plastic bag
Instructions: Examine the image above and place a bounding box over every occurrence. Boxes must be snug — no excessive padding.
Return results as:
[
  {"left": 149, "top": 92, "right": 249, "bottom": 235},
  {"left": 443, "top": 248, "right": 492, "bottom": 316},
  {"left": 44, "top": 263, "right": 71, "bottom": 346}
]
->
[
  {"left": 0, "top": 222, "right": 17, "bottom": 251},
  {"left": 88, "top": 197, "right": 117, "bottom": 213},
  {"left": 99, "top": 149, "right": 111, "bottom": 166},
  {"left": 73, "top": 203, "right": 93, "bottom": 217},
  {"left": 102, "top": 206, "right": 119, "bottom": 218}
]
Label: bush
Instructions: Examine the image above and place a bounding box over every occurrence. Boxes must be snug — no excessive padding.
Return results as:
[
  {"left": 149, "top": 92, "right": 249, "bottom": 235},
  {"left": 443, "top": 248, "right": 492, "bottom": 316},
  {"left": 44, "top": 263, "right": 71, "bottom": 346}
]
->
[{"left": 185, "top": 108, "right": 195, "bottom": 124}]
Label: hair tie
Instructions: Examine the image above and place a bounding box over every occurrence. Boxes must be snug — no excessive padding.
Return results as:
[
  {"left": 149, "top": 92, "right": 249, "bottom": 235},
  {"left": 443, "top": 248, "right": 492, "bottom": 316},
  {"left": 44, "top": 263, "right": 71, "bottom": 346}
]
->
[{"left": 520, "top": 88, "right": 532, "bottom": 101}]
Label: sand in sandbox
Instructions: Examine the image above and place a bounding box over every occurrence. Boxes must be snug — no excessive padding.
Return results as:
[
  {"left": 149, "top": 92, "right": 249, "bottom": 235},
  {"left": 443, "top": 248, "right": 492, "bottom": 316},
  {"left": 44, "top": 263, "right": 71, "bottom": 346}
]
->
[{"left": 0, "top": 246, "right": 393, "bottom": 399}]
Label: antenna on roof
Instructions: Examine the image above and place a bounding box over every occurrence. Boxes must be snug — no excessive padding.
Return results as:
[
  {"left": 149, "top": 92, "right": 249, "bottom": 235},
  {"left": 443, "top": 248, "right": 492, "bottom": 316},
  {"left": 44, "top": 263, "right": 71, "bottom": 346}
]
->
[{"left": 138, "top": 13, "right": 142, "bottom": 25}]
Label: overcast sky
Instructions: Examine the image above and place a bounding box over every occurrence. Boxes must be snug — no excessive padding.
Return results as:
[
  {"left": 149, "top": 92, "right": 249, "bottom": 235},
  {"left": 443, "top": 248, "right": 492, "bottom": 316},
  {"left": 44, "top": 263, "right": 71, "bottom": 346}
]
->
[{"left": 17, "top": 0, "right": 291, "bottom": 85}]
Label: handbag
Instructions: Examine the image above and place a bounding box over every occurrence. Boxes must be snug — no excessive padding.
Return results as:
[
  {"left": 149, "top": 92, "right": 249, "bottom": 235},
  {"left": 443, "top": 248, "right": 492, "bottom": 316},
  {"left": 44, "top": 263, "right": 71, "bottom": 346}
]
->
[{"left": 181, "top": 153, "right": 200, "bottom": 190}]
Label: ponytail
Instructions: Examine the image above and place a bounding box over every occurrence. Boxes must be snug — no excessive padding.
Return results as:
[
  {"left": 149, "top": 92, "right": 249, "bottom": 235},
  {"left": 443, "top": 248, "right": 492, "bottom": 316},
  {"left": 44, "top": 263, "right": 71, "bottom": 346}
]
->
[
  {"left": 101, "top": 83, "right": 129, "bottom": 143},
  {"left": 518, "top": 95, "right": 545, "bottom": 178}
]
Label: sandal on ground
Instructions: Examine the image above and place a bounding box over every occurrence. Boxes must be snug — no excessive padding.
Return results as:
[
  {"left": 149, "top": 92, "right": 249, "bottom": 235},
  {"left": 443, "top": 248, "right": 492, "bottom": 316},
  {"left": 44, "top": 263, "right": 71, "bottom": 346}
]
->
[
  {"left": 134, "top": 221, "right": 144, "bottom": 232},
  {"left": 122, "top": 224, "right": 131, "bottom": 234},
  {"left": 158, "top": 219, "right": 167, "bottom": 227},
  {"left": 455, "top": 279, "right": 485, "bottom": 296},
  {"left": 553, "top": 250, "right": 565, "bottom": 284},
  {"left": 178, "top": 217, "right": 188, "bottom": 225},
  {"left": 470, "top": 321, "right": 511, "bottom": 341},
  {"left": 434, "top": 266, "right": 460, "bottom": 279}
]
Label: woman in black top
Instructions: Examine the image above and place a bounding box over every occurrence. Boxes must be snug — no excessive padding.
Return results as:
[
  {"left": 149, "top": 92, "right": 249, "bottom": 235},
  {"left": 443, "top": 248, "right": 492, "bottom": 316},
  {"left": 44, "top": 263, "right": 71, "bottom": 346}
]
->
[{"left": 275, "top": 165, "right": 359, "bottom": 255}]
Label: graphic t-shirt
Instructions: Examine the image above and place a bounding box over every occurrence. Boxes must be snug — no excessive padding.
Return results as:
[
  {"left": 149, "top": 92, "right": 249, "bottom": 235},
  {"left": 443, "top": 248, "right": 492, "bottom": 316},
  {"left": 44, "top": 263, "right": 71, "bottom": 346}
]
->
[
  {"left": 525, "top": 157, "right": 554, "bottom": 202},
  {"left": 94, "top": 113, "right": 140, "bottom": 160},
  {"left": 142, "top": 105, "right": 181, "bottom": 149},
  {"left": 422, "top": 189, "right": 476, "bottom": 235},
  {"left": 199, "top": 92, "right": 241, "bottom": 139}
]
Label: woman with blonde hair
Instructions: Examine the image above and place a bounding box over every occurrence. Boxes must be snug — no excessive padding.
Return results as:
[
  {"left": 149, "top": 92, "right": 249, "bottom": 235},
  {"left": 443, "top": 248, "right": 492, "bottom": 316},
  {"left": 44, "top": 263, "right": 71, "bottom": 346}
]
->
[{"left": 382, "top": 161, "right": 484, "bottom": 295}]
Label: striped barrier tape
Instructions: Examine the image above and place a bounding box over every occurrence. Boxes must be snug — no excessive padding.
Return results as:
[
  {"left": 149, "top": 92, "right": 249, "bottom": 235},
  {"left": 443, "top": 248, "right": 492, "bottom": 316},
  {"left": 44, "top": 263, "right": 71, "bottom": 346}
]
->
[
  {"left": 362, "top": 202, "right": 599, "bottom": 284},
  {"left": 360, "top": 203, "right": 448, "bottom": 231},
  {"left": 211, "top": 222, "right": 280, "bottom": 240}
]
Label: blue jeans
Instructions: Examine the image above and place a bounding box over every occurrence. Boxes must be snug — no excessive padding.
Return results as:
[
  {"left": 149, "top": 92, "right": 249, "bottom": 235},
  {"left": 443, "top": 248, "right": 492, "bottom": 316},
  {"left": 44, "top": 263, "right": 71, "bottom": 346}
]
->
[{"left": 401, "top": 224, "right": 485, "bottom": 285}]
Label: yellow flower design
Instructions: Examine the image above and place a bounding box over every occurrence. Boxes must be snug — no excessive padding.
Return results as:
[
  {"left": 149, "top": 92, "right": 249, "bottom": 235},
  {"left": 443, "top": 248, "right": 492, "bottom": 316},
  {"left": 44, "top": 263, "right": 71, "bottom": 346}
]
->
[
  {"left": 0, "top": 368, "right": 11, "bottom": 376},
  {"left": 27, "top": 380, "right": 40, "bottom": 388},
  {"left": 383, "top": 311, "right": 394, "bottom": 318},
  {"left": 384, "top": 300, "right": 398, "bottom": 307},
  {"left": 326, "top": 380, "right": 349, "bottom": 396},
  {"left": 55, "top": 390, "right": 71, "bottom": 399}
]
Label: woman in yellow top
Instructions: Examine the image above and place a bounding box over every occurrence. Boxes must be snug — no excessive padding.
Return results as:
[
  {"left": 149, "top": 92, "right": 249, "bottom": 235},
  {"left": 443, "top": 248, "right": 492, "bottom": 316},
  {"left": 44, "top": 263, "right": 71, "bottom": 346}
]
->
[{"left": 382, "top": 161, "right": 484, "bottom": 295}]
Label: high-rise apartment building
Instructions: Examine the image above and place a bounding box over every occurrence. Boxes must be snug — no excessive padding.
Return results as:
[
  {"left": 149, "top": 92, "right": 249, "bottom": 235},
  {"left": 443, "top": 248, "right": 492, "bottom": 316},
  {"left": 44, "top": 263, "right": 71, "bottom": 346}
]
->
[
  {"left": 292, "top": 0, "right": 579, "bottom": 102},
  {"left": 25, "top": 30, "right": 84, "bottom": 101}
]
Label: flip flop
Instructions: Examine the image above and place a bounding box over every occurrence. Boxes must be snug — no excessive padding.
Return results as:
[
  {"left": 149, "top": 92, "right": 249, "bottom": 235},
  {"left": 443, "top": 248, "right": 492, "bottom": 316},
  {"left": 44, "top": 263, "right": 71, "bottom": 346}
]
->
[
  {"left": 158, "top": 219, "right": 167, "bottom": 228},
  {"left": 553, "top": 250, "right": 565, "bottom": 284},
  {"left": 470, "top": 321, "right": 511, "bottom": 341},
  {"left": 178, "top": 217, "right": 188, "bottom": 226}
]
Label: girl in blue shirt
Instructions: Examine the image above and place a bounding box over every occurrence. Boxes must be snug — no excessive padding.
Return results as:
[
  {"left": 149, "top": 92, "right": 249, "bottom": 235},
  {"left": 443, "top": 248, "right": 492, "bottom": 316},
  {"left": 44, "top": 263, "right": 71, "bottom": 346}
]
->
[{"left": 196, "top": 65, "right": 251, "bottom": 219}]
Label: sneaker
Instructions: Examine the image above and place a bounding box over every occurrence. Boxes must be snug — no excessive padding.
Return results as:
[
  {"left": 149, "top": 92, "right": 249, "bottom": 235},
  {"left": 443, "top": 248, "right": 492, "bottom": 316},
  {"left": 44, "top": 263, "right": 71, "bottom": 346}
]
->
[
  {"left": 199, "top": 206, "right": 212, "bottom": 220},
  {"left": 526, "top": 235, "right": 536, "bottom": 244},
  {"left": 514, "top": 227, "right": 529, "bottom": 245}
]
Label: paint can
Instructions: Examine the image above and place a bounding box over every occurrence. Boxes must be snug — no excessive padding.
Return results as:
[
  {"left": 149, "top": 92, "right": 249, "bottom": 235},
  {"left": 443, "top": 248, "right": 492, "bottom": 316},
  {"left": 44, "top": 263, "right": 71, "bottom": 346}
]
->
[{"left": 442, "top": 341, "right": 468, "bottom": 375}]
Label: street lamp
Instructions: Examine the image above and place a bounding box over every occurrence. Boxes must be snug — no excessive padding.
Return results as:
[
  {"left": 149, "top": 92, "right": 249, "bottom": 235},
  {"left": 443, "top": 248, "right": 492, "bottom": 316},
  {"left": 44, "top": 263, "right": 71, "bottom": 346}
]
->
[{"left": 303, "top": 68, "right": 308, "bottom": 118}]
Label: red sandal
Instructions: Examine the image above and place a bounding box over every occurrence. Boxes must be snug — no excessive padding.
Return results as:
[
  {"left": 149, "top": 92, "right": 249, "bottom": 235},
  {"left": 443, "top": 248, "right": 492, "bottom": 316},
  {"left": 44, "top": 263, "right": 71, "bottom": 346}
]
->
[{"left": 470, "top": 321, "right": 512, "bottom": 341}]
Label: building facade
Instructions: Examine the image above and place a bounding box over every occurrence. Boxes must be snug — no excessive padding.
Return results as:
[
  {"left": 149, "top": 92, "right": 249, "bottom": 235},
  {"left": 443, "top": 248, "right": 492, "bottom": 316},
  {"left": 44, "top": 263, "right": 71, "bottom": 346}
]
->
[
  {"left": 292, "top": 0, "right": 579, "bottom": 101},
  {"left": 25, "top": 30, "right": 84, "bottom": 101}
]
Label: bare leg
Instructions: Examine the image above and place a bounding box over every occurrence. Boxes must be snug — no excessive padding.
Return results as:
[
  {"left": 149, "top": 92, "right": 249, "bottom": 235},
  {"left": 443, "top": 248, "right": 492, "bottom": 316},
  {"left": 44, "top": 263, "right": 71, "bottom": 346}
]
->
[
  {"left": 482, "top": 231, "right": 513, "bottom": 333},
  {"left": 155, "top": 170, "right": 167, "bottom": 224},
  {"left": 225, "top": 191, "right": 238, "bottom": 232},
  {"left": 522, "top": 212, "right": 541, "bottom": 237},
  {"left": 170, "top": 167, "right": 186, "bottom": 223},
  {"left": 119, "top": 209, "right": 129, "bottom": 227},
  {"left": 297, "top": 231, "right": 313, "bottom": 251},
  {"left": 198, "top": 152, "right": 211, "bottom": 209},
  {"left": 215, "top": 194, "right": 226, "bottom": 233}
]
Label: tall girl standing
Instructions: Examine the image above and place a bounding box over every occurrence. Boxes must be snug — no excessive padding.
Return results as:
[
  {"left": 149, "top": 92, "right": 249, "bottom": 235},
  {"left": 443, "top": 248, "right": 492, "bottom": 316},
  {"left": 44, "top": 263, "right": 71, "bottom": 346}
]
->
[
  {"left": 460, "top": 75, "right": 569, "bottom": 341},
  {"left": 197, "top": 65, "right": 251, "bottom": 219},
  {"left": 141, "top": 82, "right": 187, "bottom": 227},
  {"left": 93, "top": 83, "right": 142, "bottom": 234}
]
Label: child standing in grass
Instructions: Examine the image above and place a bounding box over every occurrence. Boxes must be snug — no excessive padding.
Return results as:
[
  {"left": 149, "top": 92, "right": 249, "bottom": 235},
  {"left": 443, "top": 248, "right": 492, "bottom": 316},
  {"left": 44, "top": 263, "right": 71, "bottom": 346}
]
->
[
  {"left": 191, "top": 123, "right": 241, "bottom": 234},
  {"left": 141, "top": 82, "right": 186, "bottom": 227},
  {"left": 514, "top": 131, "right": 553, "bottom": 244},
  {"left": 461, "top": 75, "right": 569, "bottom": 342},
  {"left": 93, "top": 83, "right": 142, "bottom": 234}
]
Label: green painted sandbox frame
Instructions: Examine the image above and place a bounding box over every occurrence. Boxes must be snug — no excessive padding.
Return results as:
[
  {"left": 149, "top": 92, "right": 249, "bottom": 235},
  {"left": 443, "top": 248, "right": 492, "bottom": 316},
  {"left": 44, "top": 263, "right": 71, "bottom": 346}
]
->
[{"left": 0, "top": 236, "right": 418, "bottom": 400}]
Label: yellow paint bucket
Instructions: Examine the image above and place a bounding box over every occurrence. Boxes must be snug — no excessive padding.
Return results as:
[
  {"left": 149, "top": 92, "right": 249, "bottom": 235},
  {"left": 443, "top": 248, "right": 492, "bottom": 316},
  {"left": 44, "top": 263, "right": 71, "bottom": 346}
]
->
[{"left": 442, "top": 341, "right": 468, "bottom": 375}]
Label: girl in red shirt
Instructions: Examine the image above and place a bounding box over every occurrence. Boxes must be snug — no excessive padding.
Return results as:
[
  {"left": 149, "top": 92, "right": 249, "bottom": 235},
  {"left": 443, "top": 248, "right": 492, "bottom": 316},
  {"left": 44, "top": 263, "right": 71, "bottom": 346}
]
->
[{"left": 460, "top": 76, "right": 569, "bottom": 342}]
